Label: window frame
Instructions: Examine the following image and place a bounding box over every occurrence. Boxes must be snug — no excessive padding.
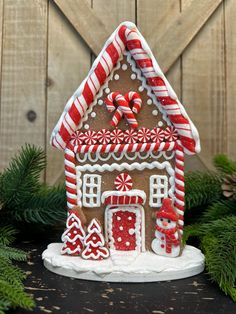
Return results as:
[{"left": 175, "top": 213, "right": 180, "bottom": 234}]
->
[
  {"left": 149, "top": 175, "right": 168, "bottom": 207},
  {"left": 82, "top": 174, "right": 102, "bottom": 207}
]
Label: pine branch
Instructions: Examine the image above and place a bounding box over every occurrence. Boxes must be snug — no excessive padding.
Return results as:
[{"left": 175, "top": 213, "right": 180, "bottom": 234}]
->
[
  {"left": 0, "top": 257, "right": 26, "bottom": 288},
  {"left": 0, "top": 280, "right": 35, "bottom": 310},
  {"left": 9, "top": 184, "right": 67, "bottom": 225},
  {"left": 200, "top": 199, "right": 236, "bottom": 223},
  {"left": 0, "top": 226, "right": 17, "bottom": 246},
  {"left": 185, "top": 171, "right": 222, "bottom": 210},
  {"left": 0, "top": 144, "right": 46, "bottom": 209},
  {"left": 213, "top": 154, "right": 236, "bottom": 175},
  {"left": 185, "top": 217, "right": 236, "bottom": 301},
  {"left": 0, "top": 245, "right": 27, "bottom": 261}
]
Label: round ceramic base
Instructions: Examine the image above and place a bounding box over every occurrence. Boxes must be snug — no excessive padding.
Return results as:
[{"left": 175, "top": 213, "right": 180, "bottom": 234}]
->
[{"left": 42, "top": 243, "right": 205, "bottom": 282}]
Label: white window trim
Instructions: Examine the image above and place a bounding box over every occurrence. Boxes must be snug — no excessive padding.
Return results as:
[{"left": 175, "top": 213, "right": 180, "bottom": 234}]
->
[
  {"left": 149, "top": 175, "right": 168, "bottom": 208},
  {"left": 82, "top": 174, "right": 101, "bottom": 207}
]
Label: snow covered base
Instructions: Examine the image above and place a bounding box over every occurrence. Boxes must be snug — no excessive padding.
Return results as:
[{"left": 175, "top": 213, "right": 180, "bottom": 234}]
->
[{"left": 42, "top": 243, "right": 205, "bottom": 282}]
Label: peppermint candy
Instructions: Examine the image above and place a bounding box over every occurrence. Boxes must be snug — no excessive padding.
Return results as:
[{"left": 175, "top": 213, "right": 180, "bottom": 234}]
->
[
  {"left": 110, "top": 129, "right": 124, "bottom": 144},
  {"left": 123, "top": 129, "right": 138, "bottom": 144},
  {"left": 97, "top": 129, "right": 111, "bottom": 144},
  {"left": 150, "top": 127, "right": 165, "bottom": 143},
  {"left": 83, "top": 130, "right": 97, "bottom": 145},
  {"left": 137, "top": 127, "right": 151, "bottom": 143},
  {"left": 70, "top": 130, "right": 85, "bottom": 146},
  {"left": 115, "top": 173, "right": 133, "bottom": 191},
  {"left": 164, "top": 126, "right": 178, "bottom": 142}
]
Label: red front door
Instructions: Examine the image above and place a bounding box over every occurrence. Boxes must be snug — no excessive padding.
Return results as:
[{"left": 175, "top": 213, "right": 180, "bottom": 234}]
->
[{"left": 111, "top": 209, "right": 139, "bottom": 251}]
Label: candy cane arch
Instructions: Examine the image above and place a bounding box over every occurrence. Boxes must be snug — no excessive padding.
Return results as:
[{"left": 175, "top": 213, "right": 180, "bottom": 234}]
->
[
  {"left": 174, "top": 141, "right": 185, "bottom": 235},
  {"left": 105, "top": 92, "right": 138, "bottom": 128},
  {"left": 65, "top": 144, "right": 77, "bottom": 209},
  {"left": 125, "top": 91, "right": 142, "bottom": 114}
]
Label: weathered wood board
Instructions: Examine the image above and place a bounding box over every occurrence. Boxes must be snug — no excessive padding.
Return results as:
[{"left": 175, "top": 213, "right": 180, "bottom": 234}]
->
[{"left": 0, "top": 0, "right": 235, "bottom": 182}]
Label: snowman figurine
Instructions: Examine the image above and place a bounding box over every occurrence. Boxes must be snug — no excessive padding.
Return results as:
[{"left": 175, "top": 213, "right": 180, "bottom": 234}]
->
[{"left": 151, "top": 198, "right": 181, "bottom": 257}]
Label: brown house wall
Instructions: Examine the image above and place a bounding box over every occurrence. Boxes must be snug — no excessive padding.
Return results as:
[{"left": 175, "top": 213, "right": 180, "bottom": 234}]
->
[{"left": 79, "top": 159, "right": 175, "bottom": 251}]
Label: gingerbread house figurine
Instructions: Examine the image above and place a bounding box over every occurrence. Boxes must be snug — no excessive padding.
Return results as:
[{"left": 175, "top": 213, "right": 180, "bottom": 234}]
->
[{"left": 43, "top": 22, "right": 204, "bottom": 282}]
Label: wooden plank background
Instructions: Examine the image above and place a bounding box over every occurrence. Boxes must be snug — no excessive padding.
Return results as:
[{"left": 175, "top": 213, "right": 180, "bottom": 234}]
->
[{"left": 0, "top": 0, "right": 235, "bottom": 184}]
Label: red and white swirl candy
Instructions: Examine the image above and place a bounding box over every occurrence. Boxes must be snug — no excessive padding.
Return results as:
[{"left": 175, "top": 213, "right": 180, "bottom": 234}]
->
[
  {"left": 110, "top": 129, "right": 124, "bottom": 144},
  {"left": 125, "top": 91, "right": 142, "bottom": 114},
  {"left": 83, "top": 130, "right": 97, "bottom": 145},
  {"left": 97, "top": 129, "right": 111, "bottom": 144},
  {"left": 123, "top": 129, "right": 138, "bottom": 144},
  {"left": 137, "top": 127, "right": 151, "bottom": 143},
  {"left": 164, "top": 126, "right": 178, "bottom": 142},
  {"left": 115, "top": 173, "right": 133, "bottom": 191},
  {"left": 150, "top": 127, "right": 165, "bottom": 143},
  {"left": 70, "top": 130, "right": 85, "bottom": 146},
  {"left": 105, "top": 92, "right": 140, "bottom": 128}
]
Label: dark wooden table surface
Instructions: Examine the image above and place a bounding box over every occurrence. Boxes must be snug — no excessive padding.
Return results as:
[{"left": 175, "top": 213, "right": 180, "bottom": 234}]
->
[{"left": 12, "top": 237, "right": 235, "bottom": 314}]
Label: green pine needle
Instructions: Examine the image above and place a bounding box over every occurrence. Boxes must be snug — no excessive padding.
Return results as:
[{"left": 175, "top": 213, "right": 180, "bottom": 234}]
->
[
  {"left": 0, "top": 245, "right": 27, "bottom": 261},
  {"left": 0, "top": 226, "right": 17, "bottom": 246},
  {"left": 185, "top": 171, "right": 222, "bottom": 210},
  {"left": 213, "top": 154, "right": 236, "bottom": 175},
  {"left": 0, "top": 144, "right": 46, "bottom": 209},
  {"left": 185, "top": 217, "right": 236, "bottom": 301},
  {"left": 0, "top": 280, "right": 35, "bottom": 310},
  {"left": 201, "top": 199, "right": 236, "bottom": 223}
]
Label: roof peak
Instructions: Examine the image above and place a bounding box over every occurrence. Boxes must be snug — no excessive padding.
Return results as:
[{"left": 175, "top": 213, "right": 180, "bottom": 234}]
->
[{"left": 51, "top": 22, "right": 200, "bottom": 155}]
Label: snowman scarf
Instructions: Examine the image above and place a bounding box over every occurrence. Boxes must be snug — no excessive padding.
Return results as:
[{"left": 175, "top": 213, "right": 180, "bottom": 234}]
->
[{"left": 156, "top": 226, "right": 180, "bottom": 254}]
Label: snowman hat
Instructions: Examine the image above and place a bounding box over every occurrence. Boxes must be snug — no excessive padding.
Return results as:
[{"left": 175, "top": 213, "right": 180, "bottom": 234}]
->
[{"left": 156, "top": 198, "right": 178, "bottom": 221}]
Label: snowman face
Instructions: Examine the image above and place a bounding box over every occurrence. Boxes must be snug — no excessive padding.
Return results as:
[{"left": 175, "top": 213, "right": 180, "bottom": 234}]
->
[{"left": 156, "top": 217, "right": 176, "bottom": 229}]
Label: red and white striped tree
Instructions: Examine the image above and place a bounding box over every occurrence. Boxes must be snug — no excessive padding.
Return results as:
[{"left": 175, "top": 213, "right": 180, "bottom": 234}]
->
[
  {"left": 81, "top": 219, "right": 109, "bottom": 260},
  {"left": 61, "top": 208, "right": 86, "bottom": 256}
]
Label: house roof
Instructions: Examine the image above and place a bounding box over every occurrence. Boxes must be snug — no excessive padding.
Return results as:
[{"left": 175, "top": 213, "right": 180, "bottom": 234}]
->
[{"left": 51, "top": 21, "right": 200, "bottom": 155}]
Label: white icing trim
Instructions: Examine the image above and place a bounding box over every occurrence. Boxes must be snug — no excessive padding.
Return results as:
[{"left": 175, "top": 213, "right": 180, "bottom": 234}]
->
[
  {"left": 104, "top": 205, "right": 145, "bottom": 252},
  {"left": 101, "top": 190, "right": 146, "bottom": 204},
  {"left": 82, "top": 174, "right": 101, "bottom": 208},
  {"left": 76, "top": 160, "right": 175, "bottom": 208},
  {"left": 76, "top": 150, "right": 172, "bottom": 163},
  {"left": 149, "top": 175, "right": 168, "bottom": 208}
]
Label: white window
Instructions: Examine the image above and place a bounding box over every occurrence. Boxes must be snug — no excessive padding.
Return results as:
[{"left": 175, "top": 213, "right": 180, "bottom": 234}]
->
[
  {"left": 149, "top": 175, "right": 168, "bottom": 207},
  {"left": 82, "top": 174, "right": 101, "bottom": 207}
]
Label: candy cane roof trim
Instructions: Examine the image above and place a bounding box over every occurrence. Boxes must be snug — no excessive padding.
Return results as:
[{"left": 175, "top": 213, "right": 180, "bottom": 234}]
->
[{"left": 51, "top": 21, "right": 200, "bottom": 155}]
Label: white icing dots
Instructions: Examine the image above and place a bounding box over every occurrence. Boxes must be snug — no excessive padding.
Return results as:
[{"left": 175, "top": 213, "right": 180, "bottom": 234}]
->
[
  {"left": 117, "top": 237, "right": 122, "bottom": 242},
  {"left": 126, "top": 242, "right": 130, "bottom": 246},
  {"left": 68, "top": 233, "right": 71, "bottom": 236},
  {"left": 152, "top": 110, "right": 158, "bottom": 116},
  {"left": 73, "top": 231, "right": 77, "bottom": 234},
  {"left": 71, "top": 218, "right": 74, "bottom": 222},
  {"left": 84, "top": 124, "right": 89, "bottom": 130},
  {"left": 122, "top": 64, "right": 128, "bottom": 71},
  {"left": 114, "top": 74, "right": 119, "bottom": 80},
  {"left": 117, "top": 216, "right": 121, "bottom": 221},
  {"left": 105, "top": 88, "right": 110, "bottom": 94},
  {"left": 147, "top": 99, "right": 152, "bottom": 105},
  {"left": 129, "top": 228, "right": 135, "bottom": 235},
  {"left": 88, "top": 248, "right": 92, "bottom": 252},
  {"left": 131, "top": 74, "right": 136, "bottom": 80},
  {"left": 128, "top": 216, "right": 132, "bottom": 221},
  {"left": 92, "top": 236, "right": 96, "bottom": 240},
  {"left": 158, "top": 121, "right": 164, "bottom": 127},
  {"left": 98, "top": 99, "right": 103, "bottom": 105},
  {"left": 119, "top": 226, "right": 124, "bottom": 231},
  {"left": 73, "top": 242, "right": 76, "bottom": 245},
  {"left": 138, "top": 86, "right": 144, "bottom": 92},
  {"left": 91, "top": 112, "right": 96, "bottom": 118}
]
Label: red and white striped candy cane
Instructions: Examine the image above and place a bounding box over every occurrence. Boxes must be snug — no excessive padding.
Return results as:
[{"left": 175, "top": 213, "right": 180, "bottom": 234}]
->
[
  {"left": 105, "top": 92, "right": 138, "bottom": 128},
  {"left": 125, "top": 91, "right": 142, "bottom": 114}
]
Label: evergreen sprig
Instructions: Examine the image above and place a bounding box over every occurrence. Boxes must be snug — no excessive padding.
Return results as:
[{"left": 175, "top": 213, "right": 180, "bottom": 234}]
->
[
  {"left": 0, "top": 144, "right": 66, "bottom": 227},
  {"left": 213, "top": 154, "right": 236, "bottom": 175},
  {"left": 185, "top": 171, "right": 222, "bottom": 210},
  {"left": 184, "top": 217, "right": 236, "bottom": 301},
  {"left": 0, "top": 227, "right": 35, "bottom": 313}
]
